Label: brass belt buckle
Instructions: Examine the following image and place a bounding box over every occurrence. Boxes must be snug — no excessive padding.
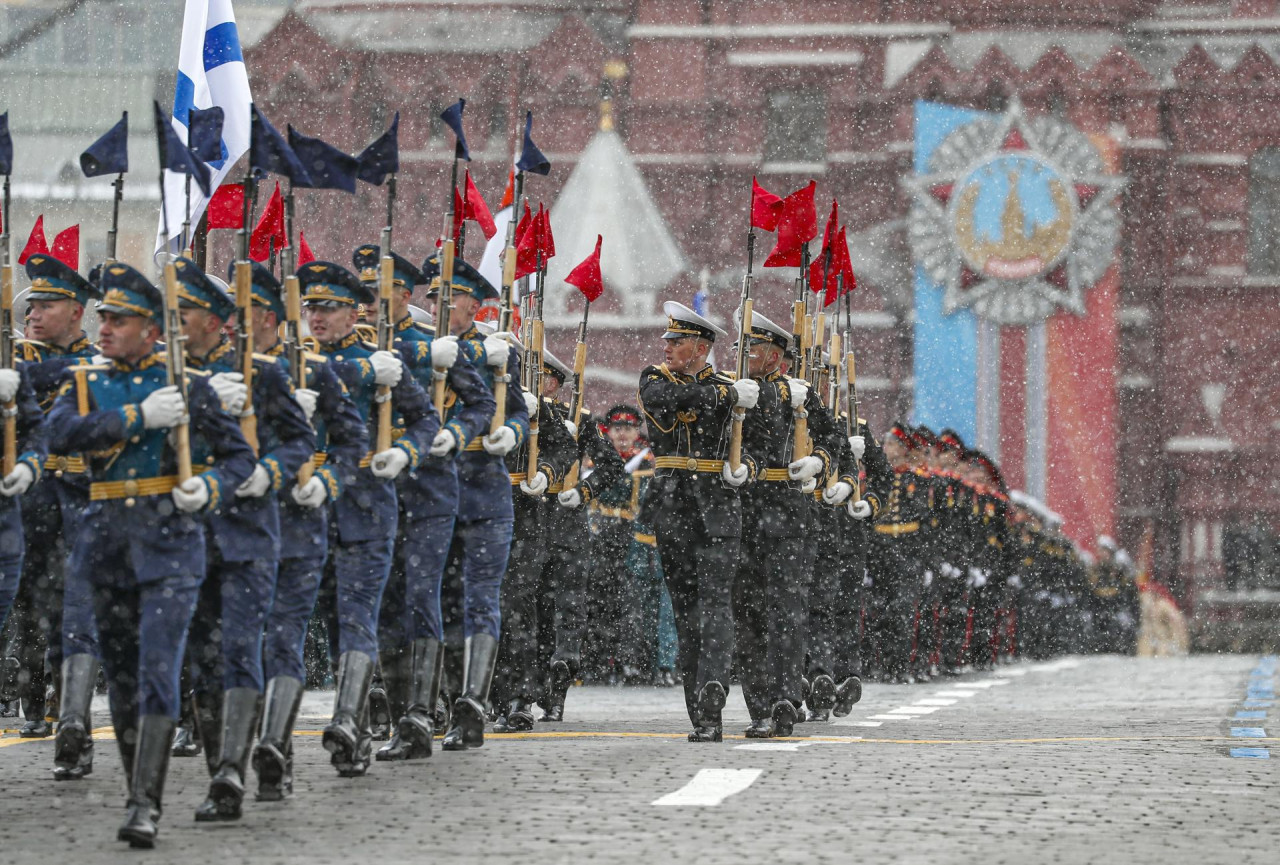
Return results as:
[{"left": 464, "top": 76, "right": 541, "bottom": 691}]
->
[
  {"left": 122, "top": 479, "right": 139, "bottom": 498},
  {"left": 686, "top": 458, "right": 698, "bottom": 471}
]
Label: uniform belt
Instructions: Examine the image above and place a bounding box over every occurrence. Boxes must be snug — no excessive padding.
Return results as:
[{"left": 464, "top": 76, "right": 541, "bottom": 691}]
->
[
  {"left": 547, "top": 482, "right": 564, "bottom": 495},
  {"left": 759, "top": 468, "right": 791, "bottom": 482},
  {"left": 90, "top": 475, "right": 178, "bottom": 502},
  {"left": 312, "top": 453, "right": 328, "bottom": 468},
  {"left": 464, "top": 439, "right": 486, "bottom": 452},
  {"left": 359, "top": 452, "right": 373, "bottom": 469},
  {"left": 874, "top": 521, "right": 920, "bottom": 537},
  {"left": 44, "top": 455, "right": 86, "bottom": 474},
  {"left": 653, "top": 456, "right": 724, "bottom": 473},
  {"left": 593, "top": 504, "right": 635, "bottom": 520},
  {"left": 633, "top": 532, "right": 657, "bottom": 546},
  {"left": 509, "top": 472, "right": 527, "bottom": 486}
]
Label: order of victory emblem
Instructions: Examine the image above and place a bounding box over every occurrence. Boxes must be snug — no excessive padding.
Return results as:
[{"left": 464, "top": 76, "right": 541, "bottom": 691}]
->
[{"left": 907, "top": 102, "right": 1124, "bottom": 325}]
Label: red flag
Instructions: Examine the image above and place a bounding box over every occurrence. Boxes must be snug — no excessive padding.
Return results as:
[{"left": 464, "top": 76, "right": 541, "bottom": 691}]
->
[
  {"left": 515, "top": 203, "right": 544, "bottom": 281},
  {"left": 513, "top": 200, "right": 533, "bottom": 246},
  {"left": 298, "top": 230, "right": 316, "bottom": 266},
  {"left": 565, "top": 235, "right": 604, "bottom": 302},
  {"left": 808, "top": 199, "right": 840, "bottom": 295},
  {"left": 51, "top": 224, "right": 79, "bottom": 271},
  {"left": 751, "top": 176, "right": 783, "bottom": 232},
  {"left": 821, "top": 227, "right": 857, "bottom": 307},
  {"left": 762, "top": 181, "right": 818, "bottom": 268},
  {"left": 538, "top": 207, "right": 555, "bottom": 261},
  {"left": 207, "top": 183, "right": 245, "bottom": 230},
  {"left": 250, "top": 182, "right": 285, "bottom": 262},
  {"left": 464, "top": 171, "right": 497, "bottom": 240},
  {"left": 452, "top": 187, "right": 465, "bottom": 242},
  {"left": 500, "top": 167, "right": 515, "bottom": 209},
  {"left": 18, "top": 215, "right": 49, "bottom": 265}
]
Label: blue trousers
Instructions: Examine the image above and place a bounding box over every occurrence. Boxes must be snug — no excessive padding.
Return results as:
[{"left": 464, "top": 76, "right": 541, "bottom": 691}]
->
[
  {"left": 447, "top": 516, "right": 514, "bottom": 641},
  {"left": 0, "top": 504, "right": 22, "bottom": 632},
  {"left": 188, "top": 551, "right": 278, "bottom": 693},
  {"left": 380, "top": 513, "right": 455, "bottom": 648},
  {"left": 93, "top": 577, "right": 201, "bottom": 720},
  {"left": 325, "top": 535, "right": 394, "bottom": 658},
  {"left": 263, "top": 555, "right": 325, "bottom": 683},
  {"left": 57, "top": 485, "right": 96, "bottom": 659}
]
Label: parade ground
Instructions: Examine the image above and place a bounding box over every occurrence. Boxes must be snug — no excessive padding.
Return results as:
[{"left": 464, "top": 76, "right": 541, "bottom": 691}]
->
[{"left": 1, "top": 653, "right": 1274, "bottom": 864}]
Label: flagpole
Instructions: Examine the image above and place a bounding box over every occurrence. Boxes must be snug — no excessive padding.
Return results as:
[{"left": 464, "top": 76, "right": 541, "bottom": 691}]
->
[
  {"left": 1, "top": 168, "right": 15, "bottom": 476},
  {"left": 235, "top": 163, "right": 259, "bottom": 453},
  {"left": 560, "top": 296, "right": 591, "bottom": 490},
  {"left": 108, "top": 172, "right": 124, "bottom": 262}
]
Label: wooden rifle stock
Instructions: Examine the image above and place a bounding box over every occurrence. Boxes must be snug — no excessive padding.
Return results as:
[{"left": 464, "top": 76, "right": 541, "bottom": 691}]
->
[
  {"left": 847, "top": 347, "right": 861, "bottom": 501},
  {"left": 1, "top": 254, "right": 14, "bottom": 477},
  {"left": 376, "top": 252, "right": 395, "bottom": 452},
  {"left": 163, "top": 261, "right": 193, "bottom": 483},
  {"left": 233, "top": 260, "right": 259, "bottom": 454},
  {"left": 285, "top": 274, "right": 314, "bottom": 485},
  {"left": 728, "top": 296, "right": 752, "bottom": 473},
  {"left": 561, "top": 336, "right": 589, "bottom": 490},
  {"left": 488, "top": 244, "right": 518, "bottom": 436},
  {"left": 825, "top": 331, "right": 842, "bottom": 493},
  {"left": 526, "top": 318, "right": 543, "bottom": 473},
  {"left": 433, "top": 237, "right": 456, "bottom": 420}
]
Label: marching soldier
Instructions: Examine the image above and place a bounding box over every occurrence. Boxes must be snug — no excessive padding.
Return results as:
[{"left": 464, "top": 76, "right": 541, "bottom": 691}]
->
[
  {"left": 47, "top": 262, "right": 256, "bottom": 847},
  {"left": 299, "top": 261, "right": 437, "bottom": 777},
  {"left": 0, "top": 338, "right": 47, "bottom": 631},
  {"left": 932, "top": 429, "right": 977, "bottom": 676},
  {"left": 965, "top": 449, "right": 1008, "bottom": 670},
  {"left": 638, "top": 301, "right": 759, "bottom": 742}
]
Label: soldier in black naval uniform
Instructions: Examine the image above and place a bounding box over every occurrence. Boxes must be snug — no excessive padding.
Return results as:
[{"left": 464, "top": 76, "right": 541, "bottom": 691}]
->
[
  {"left": 638, "top": 301, "right": 759, "bottom": 742},
  {"left": 47, "top": 263, "right": 256, "bottom": 847}
]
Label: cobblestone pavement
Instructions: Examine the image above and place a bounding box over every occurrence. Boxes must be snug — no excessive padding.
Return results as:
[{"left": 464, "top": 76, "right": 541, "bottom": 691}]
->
[{"left": 1, "top": 654, "right": 1276, "bottom": 864}]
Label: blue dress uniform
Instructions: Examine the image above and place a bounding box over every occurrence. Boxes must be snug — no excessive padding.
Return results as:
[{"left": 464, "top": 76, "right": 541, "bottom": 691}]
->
[
  {"left": 298, "top": 261, "right": 437, "bottom": 777},
  {"left": 420, "top": 253, "right": 529, "bottom": 752},
  {"left": 169, "top": 258, "right": 315, "bottom": 823},
  {"left": 249, "top": 262, "right": 368, "bottom": 801},
  {"left": 0, "top": 370, "right": 48, "bottom": 630},
  {"left": 46, "top": 263, "right": 255, "bottom": 848},
  {"left": 351, "top": 245, "right": 495, "bottom": 763}
]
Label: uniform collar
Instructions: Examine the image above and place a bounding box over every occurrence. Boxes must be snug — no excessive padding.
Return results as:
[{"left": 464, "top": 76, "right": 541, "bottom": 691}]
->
[
  {"left": 188, "top": 337, "right": 235, "bottom": 369},
  {"left": 395, "top": 315, "right": 417, "bottom": 333},
  {"left": 110, "top": 351, "right": 165, "bottom": 373},
  {"left": 45, "top": 332, "right": 93, "bottom": 356},
  {"left": 695, "top": 364, "right": 716, "bottom": 382},
  {"left": 318, "top": 330, "right": 362, "bottom": 353},
  {"left": 262, "top": 340, "right": 285, "bottom": 358}
]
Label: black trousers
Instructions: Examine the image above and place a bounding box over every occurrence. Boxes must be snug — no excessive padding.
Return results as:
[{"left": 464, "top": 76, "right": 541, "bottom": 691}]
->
[
  {"left": 8, "top": 485, "right": 64, "bottom": 719},
  {"left": 807, "top": 507, "right": 869, "bottom": 682},
  {"left": 582, "top": 517, "right": 633, "bottom": 678},
  {"left": 733, "top": 527, "right": 807, "bottom": 720},
  {"left": 493, "top": 494, "right": 546, "bottom": 707},
  {"left": 866, "top": 535, "right": 923, "bottom": 678}
]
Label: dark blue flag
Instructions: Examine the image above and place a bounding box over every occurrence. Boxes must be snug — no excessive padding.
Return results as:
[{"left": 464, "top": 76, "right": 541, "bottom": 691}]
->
[
  {"left": 517, "top": 111, "right": 550, "bottom": 176},
  {"left": 250, "top": 104, "right": 312, "bottom": 186},
  {"left": 187, "top": 106, "right": 224, "bottom": 163},
  {"left": 80, "top": 112, "right": 129, "bottom": 177},
  {"left": 288, "top": 125, "right": 358, "bottom": 193},
  {"left": 0, "top": 112, "right": 12, "bottom": 176},
  {"left": 153, "top": 101, "right": 210, "bottom": 195},
  {"left": 439, "top": 98, "right": 470, "bottom": 162},
  {"left": 356, "top": 112, "right": 399, "bottom": 186}
]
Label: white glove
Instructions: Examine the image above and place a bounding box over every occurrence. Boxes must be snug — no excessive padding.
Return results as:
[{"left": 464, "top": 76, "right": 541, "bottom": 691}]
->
[
  {"left": 558, "top": 487, "right": 582, "bottom": 509},
  {"left": 483, "top": 426, "right": 517, "bottom": 456},
  {"left": 721, "top": 461, "right": 749, "bottom": 488},
  {"left": 370, "top": 350, "right": 403, "bottom": 387},
  {"left": 731, "top": 379, "right": 759, "bottom": 410},
  {"left": 371, "top": 447, "right": 409, "bottom": 479},
  {"left": 430, "top": 429, "right": 458, "bottom": 457},
  {"left": 171, "top": 476, "right": 210, "bottom": 513},
  {"left": 141, "top": 385, "right": 188, "bottom": 429},
  {"left": 848, "top": 435, "right": 865, "bottom": 462},
  {"left": 968, "top": 566, "right": 988, "bottom": 588},
  {"left": 209, "top": 372, "right": 248, "bottom": 416},
  {"left": 0, "top": 464, "right": 33, "bottom": 497},
  {"left": 788, "top": 455, "right": 823, "bottom": 482},
  {"left": 800, "top": 477, "right": 817, "bottom": 494},
  {"left": 294, "top": 388, "right": 318, "bottom": 422},
  {"left": 236, "top": 464, "right": 272, "bottom": 498},
  {"left": 522, "top": 392, "right": 539, "bottom": 418},
  {"left": 847, "top": 500, "right": 872, "bottom": 520},
  {"left": 787, "top": 378, "right": 809, "bottom": 409},
  {"left": 923, "top": 569, "right": 934, "bottom": 588},
  {"left": 0, "top": 369, "right": 20, "bottom": 404},
  {"left": 431, "top": 334, "right": 459, "bottom": 368},
  {"left": 565, "top": 420, "right": 578, "bottom": 439},
  {"left": 483, "top": 334, "right": 510, "bottom": 368},
  {"left": 291, "top": 475, "right": 327, "bottom": 508},
  {"left": 519, "top": 470, "right": 549, "bottom": 497},
  {"left": 823, "top": 480, "right": 853, "bottom": 506},
  {"left": 940, "top": 562, "right": 960, "bottom": 580}
]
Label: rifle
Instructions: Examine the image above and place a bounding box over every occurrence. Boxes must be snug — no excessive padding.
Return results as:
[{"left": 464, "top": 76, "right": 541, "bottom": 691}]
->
[
  {"left": 791, "top": 244, "right": 813, "bottom": 460},
  {"left": 1, "top": 171, "right": 13, "bottom": 475},
  {"left": 841, "top": 274, "right": 861, "bottom": 500},
  {"left": 560, "top": 298, "right": 590, "bottom": 489},
  {"left": 728, "top": 225, "right": 754, "bottom": 474},
  {"left": 491, "top": 170, "right": 524, "bottom": 436},
  {"left": 824, "top": 328, "right": 842, "bottom": 494},
  {"left": 524, "top": 252, "right": 545, "bottom": 475},
  {"left": 162, "top": 256, "right": 193, "bottom": 483},
  {"left": 233, "top": 169, "right": 259, "bottom": 454},
  {"left": 281, "top": 183, "right": 313, "bottom": 485},
  {"left": 375, "top": 174, "right": 397, "bottom": 451}
]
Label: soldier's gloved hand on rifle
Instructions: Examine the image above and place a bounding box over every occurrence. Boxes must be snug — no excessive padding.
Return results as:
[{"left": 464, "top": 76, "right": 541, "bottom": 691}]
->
[
  {"left": 731, "top": 378, "right": 759, "bottom": 409},
  {"left": 846, "top": 499, "right": 872, "bottom": 520},
  {"left": 294, "top": 388, "right": 318, "bottom": 423},
  {"left": 967, "top": 566, "right": 988, "bottom": 588},
  {"left": 565, "top": 419, "right": 578, "bottom": 439},
  {"left": 789, "top": 455, "right": 823, "bottom": 483},
  {"left": 519, "top": 469, "right": 550, "bottom": 497},
  {"left": 141, "top": 385, "right": 189, "bottom": 429},
  {"left": 558, "top": 487, "right": 582, "bottom": 509},
  {"left": 823, "top": 480, "right": 854, "bottom": 506},
  {"left": 371, "top": 447, "right": 409, "bottom": 479},
  {"left": 430, "top": 429, "right": 458, "bottom": 458},
  {"left": 523, "top": 392, "right": 539, "bottom": 418},
  {"left": 483, "top": 426, "right": 517, "bottom": 456},
  {"left": 721, "top": 461, "right": 750, "bottom": 488},
  {"left": 171, "top": 476, "right": 211, "bottom": 513},
  {"left": 848, "top": 435, "right": 865, "bottom": 461},
  {"left": 0, "top": 463, "right": 34, "bottom": 498},
  {"left": 787, "top": 378, "right": 809, "bottom": 408},
  {"left": 370, "top": 350, "right": 403, "bottom": 387},
  {"left": 483, "top": 334, "right": 510, "bottom": 367},
  {"left": 236, "top": 464, "right": 272, "bottom": 499},
  {"left": 209, "top": 372, "right": 248, "bottom": 416},
  {"left": 0, "top": 369, "right": 20, "bottom": 404},
  {"left": 291, "top": 475, "right": 327, "bottom": 509},
  {"left": 431, "top": 334, "right": 459, "bottom": 368}
]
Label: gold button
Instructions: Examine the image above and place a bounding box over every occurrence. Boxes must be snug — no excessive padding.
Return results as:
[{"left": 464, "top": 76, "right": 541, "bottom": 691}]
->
[
  {"left": 123, "top": 479, "right": 139, "bottom": 497},
  {"left": 124, "top": 497, "right": 136, "bottom": 508},
  {"left": 131, "top": 436, "right": 140, "bottom": 443},
  {"left": 55, "top": 456, "right": 68, "bottom": 471},
  {"left": 133, "top": 377, "right": 142, "bottom": 384},
  {"left": 207, "top": 456, "right": 216, "bottom": 465},
  {"left": 127, "top": 468, "right": 137, "bottom": 477},
  {"left": 88, "top": 373, "right": 98, "bottom": 382},
  {"left": 54, "top": 470, "right": 64, "bottom": 479},
  {"left": 686, "top": 458, "right": 698, "bottom": 471}
]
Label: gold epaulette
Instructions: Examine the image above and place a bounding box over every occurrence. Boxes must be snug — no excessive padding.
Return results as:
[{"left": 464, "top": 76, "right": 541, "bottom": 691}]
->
[
  {"left": 304, "top": 351, "right": 329, "bottom": 363},
  {"left": 252, "top": 352, "right": 279, "bottom": 365},
  {"left": 186, "top": 368, "right": 211, "bottom": 378}
]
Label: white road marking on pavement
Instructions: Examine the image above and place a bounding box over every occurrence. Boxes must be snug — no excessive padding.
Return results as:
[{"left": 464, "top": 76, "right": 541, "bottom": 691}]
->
[
  {"left": 868, "top": 714, "right": 912, "bottom": 720},
  {"left": 831, "top": 719, "right": 883, "bottom": 727},
  {"left": 936, "top": 689, "right": 977, "bottom": 697},
  {"left": 653, "top": 769, "right": 762, "bottom": 807},
  {"left": 994, "top": 668, "right": 1029, "bottom": 677},
  {"left": 889, "top": 706, "right": 942, "bottom": 715},
  {"left": 735, "top": 742, "right": 814, "bottom": 751},
  {"left": 915, "top": 698, "right": 958, "bottom": 706},
  {"left": 966, "top": 680, "right": 1008, "bottom": 688}
]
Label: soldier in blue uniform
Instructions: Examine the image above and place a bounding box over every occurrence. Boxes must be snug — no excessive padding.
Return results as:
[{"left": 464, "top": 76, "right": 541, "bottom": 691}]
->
[
  {"left": 350, "top": 245, "right": 495, "bottom": 763},
  {"left": 168, "top": 257, "right": 315, "bottom": 822},
  {"left": 47, "top": 262, "right": 255, "bottom": 847},
  {"left": 299, "top": 260, "right": 437, "bottom": 777},
  {"left": 421, "top": 253, "right": 530, "bottom": 751},
  {"left": 0, "top": 345, "right": 49, "bottom": 632},
  {"left": 241, "top": 261, "right": 368, "bottom": 801}
]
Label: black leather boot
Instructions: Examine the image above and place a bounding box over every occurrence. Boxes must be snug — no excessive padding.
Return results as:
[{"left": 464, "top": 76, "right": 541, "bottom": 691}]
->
[
  {"left": 375, "top": 646, "right": 415, "bottom": 761},
  {"left": 322, "top": 651, "right": 375, "bottom": 777},
  {"left": 194, "top": 687, "right": 260, "bottom": 821},
  {"left": 539, "top": 659, "right": 572, "bottom": 723},
  {"left": 114, "top": 719, "right": 137, "bottom": 790},
  {"left": 391, "top": 638, "right": 441, "bottom": 760},
  {"left": 689, "top": 681, "right": 725, "bottom": 743},
  {"left": 441, "top": 634, "right": 497, "bottom": 751},
  {"left": 771, "top": 699, "right": 798, "bottom": 738},
  {"left": 253, "top": 676, "right": 304, "bottom": 802},
  {"left": 807, "top": 674, "right": 836, "bottom": 722},
  {"left": 833, "top": 676, "right": 863, "bottom": 716},
  {"left": 53, "top": 654, "right": 98, "bottom": 781},
  {"left": 191, "top": 690, "right": 222, "bottom": 777},
  {"left": 367, "top": 672, "right": 390, "bottom": 742},
  {"left": 117, "top": 715, "right": 175, "bottom": 849},
  {"left": 170, "top": 691, "right": 201, "bottom": 758},
  {"left": 494, "top": 698, "right": 535, "bottom": 733},
  {"left": 744, "top": 717, "right": 774, "bottom": 738}
]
